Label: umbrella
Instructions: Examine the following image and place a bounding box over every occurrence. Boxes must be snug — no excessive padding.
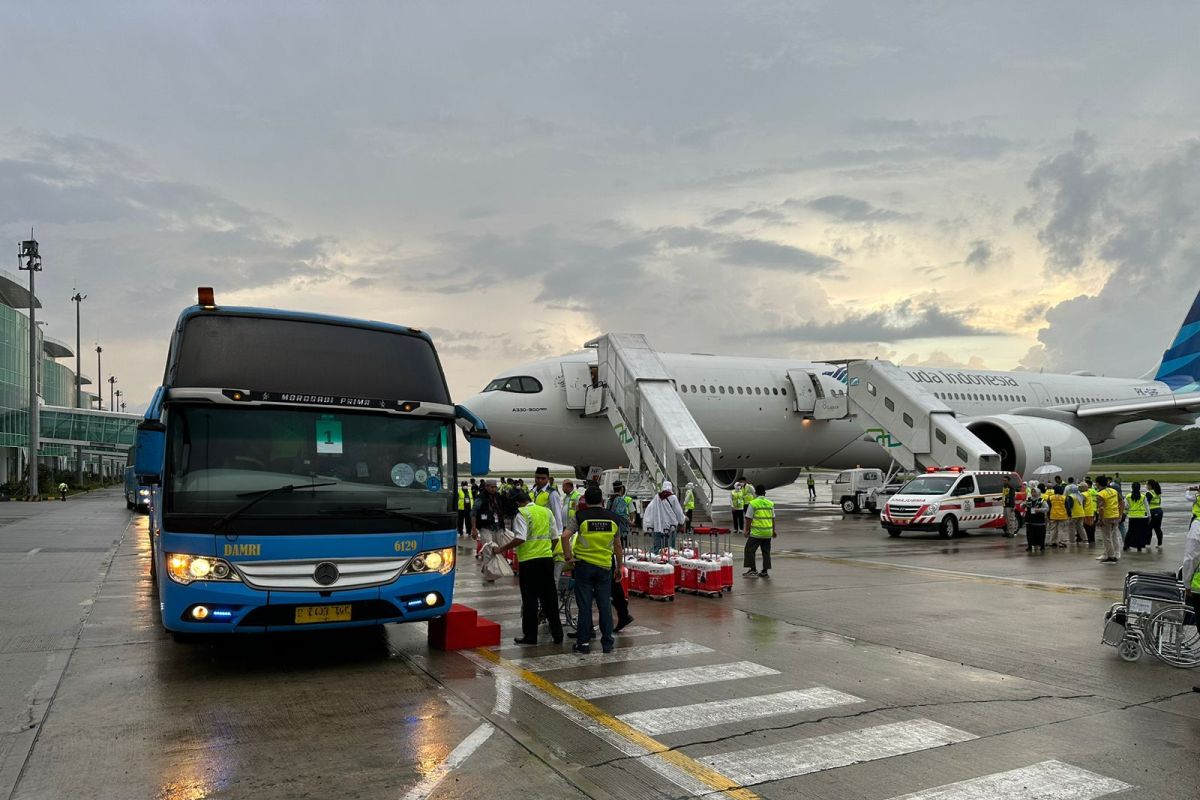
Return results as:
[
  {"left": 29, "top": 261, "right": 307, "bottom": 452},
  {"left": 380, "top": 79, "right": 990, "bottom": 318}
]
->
[{"left": 1032, "top": 464, "right": 1062, "bottom": 476}]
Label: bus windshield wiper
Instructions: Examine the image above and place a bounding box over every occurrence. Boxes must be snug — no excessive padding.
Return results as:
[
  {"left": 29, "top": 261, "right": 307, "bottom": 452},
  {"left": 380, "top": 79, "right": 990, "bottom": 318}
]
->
[{"left": 215, "top": 482, "right": 338, "bottom": 529}]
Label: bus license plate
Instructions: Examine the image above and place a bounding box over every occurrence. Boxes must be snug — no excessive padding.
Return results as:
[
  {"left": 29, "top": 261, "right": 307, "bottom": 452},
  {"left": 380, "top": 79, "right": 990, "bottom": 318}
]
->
[{"left": 295, "top": 605, "right": 352, "bottom": 624}]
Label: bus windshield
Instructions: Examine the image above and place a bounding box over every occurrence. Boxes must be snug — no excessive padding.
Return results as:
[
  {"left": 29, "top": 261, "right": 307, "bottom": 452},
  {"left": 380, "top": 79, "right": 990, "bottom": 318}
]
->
[
  {"left": 896, "top": 476, "right": 956, "bottom": 496},
  {"left": 165, "top": 404, "right": 453, "bottom": 532}
]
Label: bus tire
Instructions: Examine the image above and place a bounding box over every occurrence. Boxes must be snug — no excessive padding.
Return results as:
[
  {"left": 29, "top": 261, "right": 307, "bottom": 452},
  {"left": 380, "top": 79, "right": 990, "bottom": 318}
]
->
[
  {"left": 840, "top": 497, "right": 858, "bottom": 514},
  {"left": 938, "top": 516, "right": 959, "bottom": 539}
]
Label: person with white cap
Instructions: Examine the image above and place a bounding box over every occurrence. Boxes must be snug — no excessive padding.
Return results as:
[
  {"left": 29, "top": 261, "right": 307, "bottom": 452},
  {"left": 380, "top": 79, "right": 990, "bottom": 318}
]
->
[{"left": 642, "top": 480, "right": 686, "bottom": 553}]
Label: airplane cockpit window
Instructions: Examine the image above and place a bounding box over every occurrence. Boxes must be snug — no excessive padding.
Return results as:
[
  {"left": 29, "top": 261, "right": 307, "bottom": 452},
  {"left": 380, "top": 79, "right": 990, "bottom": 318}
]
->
[{"left": 482, "top": 376, "right": 544, "bottom": 393}]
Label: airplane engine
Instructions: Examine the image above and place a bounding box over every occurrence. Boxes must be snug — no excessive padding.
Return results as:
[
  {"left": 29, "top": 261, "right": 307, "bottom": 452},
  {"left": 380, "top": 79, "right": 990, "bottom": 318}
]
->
[
  {"left": 712, "top": 467, "right": 804, "bottom": 491},
  {"left": 965, "top": 415, "right": 1092, "bottom": 481}
]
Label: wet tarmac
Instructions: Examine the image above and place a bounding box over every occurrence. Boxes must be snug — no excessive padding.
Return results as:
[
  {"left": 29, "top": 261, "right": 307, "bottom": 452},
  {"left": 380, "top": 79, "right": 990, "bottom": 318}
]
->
[{"left": 2, "top": 486, "right": 1198, "bottom": 799}]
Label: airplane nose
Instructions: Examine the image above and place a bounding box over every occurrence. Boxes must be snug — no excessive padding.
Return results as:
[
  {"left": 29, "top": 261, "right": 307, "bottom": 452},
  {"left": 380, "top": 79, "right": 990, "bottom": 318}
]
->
[{"left": 461, "top": 392, "right": 497, "bottom": 431}]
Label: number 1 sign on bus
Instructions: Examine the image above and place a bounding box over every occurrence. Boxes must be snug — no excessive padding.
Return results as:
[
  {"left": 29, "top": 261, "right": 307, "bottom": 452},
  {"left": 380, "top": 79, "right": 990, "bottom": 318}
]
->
[{"left": 133, "top": 288, "right": 490, "bottom": 639}]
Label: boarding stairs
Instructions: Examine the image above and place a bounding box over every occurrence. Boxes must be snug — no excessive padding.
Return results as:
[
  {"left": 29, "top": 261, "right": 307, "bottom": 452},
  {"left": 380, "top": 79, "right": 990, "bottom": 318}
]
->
[
  {"left": 844, "top": 360, "right": 1002, "bottom": 472},
  {"left": 582, "top": 334, "right": 719, "bottom": 515}
]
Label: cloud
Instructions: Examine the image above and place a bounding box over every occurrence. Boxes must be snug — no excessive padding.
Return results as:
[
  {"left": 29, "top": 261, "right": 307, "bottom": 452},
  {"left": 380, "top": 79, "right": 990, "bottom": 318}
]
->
[
  {"left": 752, "top": 299, "right": 999, "bottom": 343},
  {"left": 964, "top": 239, "right": 994, "bottom": 270},
  {"left": 1017, "top": 132, "right": 1200, "bottom": 376},
  {"left": 801, "top": 194, "right": 909, "bottom": 222},
  {"left": 719, "top": 239, "right": 839, "bottom": 273},
  {"left": 705, "top": 206, "right": 787, "bottom": 227}
]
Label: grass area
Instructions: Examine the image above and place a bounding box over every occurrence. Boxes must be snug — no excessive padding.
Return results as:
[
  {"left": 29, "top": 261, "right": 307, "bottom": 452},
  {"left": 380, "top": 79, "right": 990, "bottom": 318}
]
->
[{"left": 1094, "top": 463, "right": 1200, "bottom": 482}]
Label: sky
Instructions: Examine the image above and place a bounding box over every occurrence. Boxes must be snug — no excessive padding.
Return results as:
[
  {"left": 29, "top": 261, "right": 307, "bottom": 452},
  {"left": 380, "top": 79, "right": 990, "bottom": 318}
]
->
[{"left": 2, "top": 2, "right": 1199, "bottom": 467}]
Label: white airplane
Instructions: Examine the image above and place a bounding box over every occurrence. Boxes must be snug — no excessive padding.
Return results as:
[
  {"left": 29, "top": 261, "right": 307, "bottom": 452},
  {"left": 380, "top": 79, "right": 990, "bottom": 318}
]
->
[{"left": 463, "top": 288, "right": 1200, "bottom": 490}]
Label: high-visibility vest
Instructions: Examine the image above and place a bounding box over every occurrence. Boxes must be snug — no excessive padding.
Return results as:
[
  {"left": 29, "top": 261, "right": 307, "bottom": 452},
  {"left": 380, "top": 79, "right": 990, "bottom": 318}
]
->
[
  {"left": 1069, "top": 490, "right": 1085, "bottom": 518},
  {"left": 683, "top": 490, "right": 695, "bottom": 511},
  {"left": 807, "top": 476, "right": 815, "bottom": 487},
  {"left": 515, "top": 505, "right": 554, "bottom": 561},
  {"left": 747, "top": 496, "right": 775, "bottom": 538},
  {"left": 731, "top": 487, "right": 745, "bottom": 510},
  {"left": 1047, "top": 493, "right": 1069, "bottom": 521},
  {"left": 565, "top": 489, "right": 581, "bottom": 515},
  {"left": 573, "top": 517, "right": 618, "bottom": 568},
  {"left": 457, "top": 488, "right": 467, "bottom": 511},
  {"left": 1193, "top": 494, "right": 1200, "bottom": 522},
  {"left": 553, "top": 532, "right": 577, "bottom": 563},
  {"left": 1099, "top": 488, "right": 1120, "bottom": 519},
  {"left": 1126, "top": 495, "right": 1149, "bottom": 519},
  {"left": 1083, "top": 488, "right": 1099, "bottom": 516},
  {"left": 1147, "top": 490, "right": 1161, "bottom": 511},
  {"left": 531, "top": 486, "right": 556, "bottom": 508}
]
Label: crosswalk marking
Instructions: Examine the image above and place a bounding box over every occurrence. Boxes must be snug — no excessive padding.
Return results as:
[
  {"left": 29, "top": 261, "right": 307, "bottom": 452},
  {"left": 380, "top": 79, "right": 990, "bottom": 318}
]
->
[
  {"left": 509, "top": 642, "right": 713, "bottom": 672},
  {"left": 884, "top": 760, "right": 1131, "bottom": 800},
  {"left": 490, "top": 626, "right": 661, "bottom": 652},
  {"left": 618, "top": 687, "right": 864, "bottom": 735},
  {"left": 559, "top": 661, "right": 780, "bottom": 700},
  {"left": 701, "top": 719, "right": 976, "bottom": 784}
]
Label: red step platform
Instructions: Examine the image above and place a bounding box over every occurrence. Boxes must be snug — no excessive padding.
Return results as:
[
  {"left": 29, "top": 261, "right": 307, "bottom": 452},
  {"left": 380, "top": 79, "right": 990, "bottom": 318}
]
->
[{"left": 428, "top": 603, "right": 502, "bottom": 650}]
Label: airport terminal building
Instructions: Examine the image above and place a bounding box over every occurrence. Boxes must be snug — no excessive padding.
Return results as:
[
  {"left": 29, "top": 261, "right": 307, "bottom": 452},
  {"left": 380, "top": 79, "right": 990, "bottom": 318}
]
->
[{"left": 0, "top": 269, "right": 137, "bottom": 485}]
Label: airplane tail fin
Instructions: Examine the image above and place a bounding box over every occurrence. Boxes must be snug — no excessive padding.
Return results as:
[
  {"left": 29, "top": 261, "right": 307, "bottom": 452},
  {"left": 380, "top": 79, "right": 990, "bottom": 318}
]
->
[{"left": 1154, "top": 286, "right": 1200, "bottom": 392}]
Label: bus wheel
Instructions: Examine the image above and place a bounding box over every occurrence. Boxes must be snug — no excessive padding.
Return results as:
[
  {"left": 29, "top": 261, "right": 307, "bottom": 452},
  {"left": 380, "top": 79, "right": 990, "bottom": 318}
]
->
[
  {"left": 840, "top": 497, "right": 858, "bottom": 514},
  {"left": 938, "top": 516, "right": 959, "bottom": 539}
]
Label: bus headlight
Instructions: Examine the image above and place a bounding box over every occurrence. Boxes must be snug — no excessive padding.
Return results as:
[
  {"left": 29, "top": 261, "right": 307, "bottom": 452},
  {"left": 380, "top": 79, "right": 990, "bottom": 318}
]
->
[
  {"left": 404, "top": 547, "right": 455, "bottom": 576},
  {"left": 165, "top": 553, "right": 242, "bottom": 585}
]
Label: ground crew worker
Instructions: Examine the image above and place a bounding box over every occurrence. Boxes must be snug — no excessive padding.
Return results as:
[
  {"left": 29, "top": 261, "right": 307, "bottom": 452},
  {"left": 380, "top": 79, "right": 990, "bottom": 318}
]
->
[
  {"left": 571, "top": 485, "right": 624, "bottom": 654},
  {"left": 58, "top": 481, "right": 68, "bottom": 501},
  {"left": 562, "top": 479, "right": 581, "bottom": 516},
  {"left": 567, "top": 491, "right": 634, "bottom": 636},
  {"left": 743, "top": 484, "right": 775, "bottom": 578},
  {"left": 807, "top": 472, "right": 816, "bottom": 502},
  {"left": 1082, "top": 479, "right": 1099, "bottom": 544},
  {"left": 607, "top": 482, "right": 635, "bottom": 547},
  {"left": 1177, "top": 486, "right": 1200, "bottom": 691},
  {"left": 1046, "top": 486, "right": 1069, "bottom": 548},
  {"left": 1096, "top": 476, "right": 1124, "bottom": 564},
  {"left": 530, "top": 466, "right": 564, "bottom": 535},
  {"left": 683, "top": 482, "right": 695, "bottom": 533},
  {"left": 1002, "top": 476, "right": 1017, "bottom": 537},
  {"left": 731, "top": 480, "right": 747, "bottom": 533},
  {"left": 1146, "top": 478, "right": 1165, "bottom": 547},
  {"left": 1123, "top": 482, "right": 1151, "bottom": 552},
  {"left": 491, "top": 490, "right": 566, "bottom": 646},
  {"left": 457, "top": 482, "right": 471, "bottom": 536}
]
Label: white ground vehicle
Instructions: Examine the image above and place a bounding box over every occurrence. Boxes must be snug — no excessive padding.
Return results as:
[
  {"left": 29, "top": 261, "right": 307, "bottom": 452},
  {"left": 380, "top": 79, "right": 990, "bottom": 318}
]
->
[
  {"left": 880, "top": 468, "right": 1023, "bottom": 539},
  {"left": 832, "top": 468, "right": 885, "bottom": 514}
]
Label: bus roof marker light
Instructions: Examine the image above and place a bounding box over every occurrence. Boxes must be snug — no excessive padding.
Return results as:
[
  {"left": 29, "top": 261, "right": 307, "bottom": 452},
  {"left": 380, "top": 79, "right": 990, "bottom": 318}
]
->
[{"left": 197, "top": 286, "right": 216, "bottom": 308}]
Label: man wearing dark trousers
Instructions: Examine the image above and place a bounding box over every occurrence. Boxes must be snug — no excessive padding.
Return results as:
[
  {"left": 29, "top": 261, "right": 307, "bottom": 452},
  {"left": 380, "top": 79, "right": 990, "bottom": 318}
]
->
[
  {"left": 743, "top": 484, "right": 776, "bottom": 578},
  {"left": 492, "top": 490, "right": 567, "bottom": 646},
  {"left": 571, "top": 485, "right": 624, "bottom": 653}
]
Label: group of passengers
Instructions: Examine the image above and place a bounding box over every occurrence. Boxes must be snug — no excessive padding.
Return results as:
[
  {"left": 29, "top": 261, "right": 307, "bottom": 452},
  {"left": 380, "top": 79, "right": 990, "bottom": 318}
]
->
[{"left": 1008, "top": 474, "right": 1165, "bottom": 561}]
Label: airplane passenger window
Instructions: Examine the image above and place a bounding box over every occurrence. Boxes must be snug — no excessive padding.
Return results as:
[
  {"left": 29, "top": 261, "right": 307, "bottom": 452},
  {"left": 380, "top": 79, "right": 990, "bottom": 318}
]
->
[
  {"left": 719, "top": 386, "right": 726, "bottom": 394},
  {"left": 736, "top": 386, "right": 743, "bottom": 394},
  {"left": 781, "top": 387, "right": 788, "bottom": 395},
  {"left": 691, "top": 384, "right": 697, "bottom": 392},
  {"left": 680, "top": 384, "right": 687, "bottom": 393},
  {"left": 884, "top": 397, "right": 895, "bottom": 411},
  {"left": 709, "top": 385, "right": 716, "bottom": 393},
  {"left": 746, "top": 386, "right": 752, "bottom": 394},
  {"left": 771, "top": 387, "right": 778, "bottom": 395},
  {"left": 754, "top": 387, "right": 761, "bottom": 395},
  {"left": 699, "top": 385, "right": 706, "bottom": 394}
]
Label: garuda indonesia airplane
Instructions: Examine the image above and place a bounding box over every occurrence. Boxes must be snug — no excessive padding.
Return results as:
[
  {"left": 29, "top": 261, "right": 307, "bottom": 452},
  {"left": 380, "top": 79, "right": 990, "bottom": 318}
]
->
[{"left": 464, "top": 289, "right": 1200, "bottom": 490}]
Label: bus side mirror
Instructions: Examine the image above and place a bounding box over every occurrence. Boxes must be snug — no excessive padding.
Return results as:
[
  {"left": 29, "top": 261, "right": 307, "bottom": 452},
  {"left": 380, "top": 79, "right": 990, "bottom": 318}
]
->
[
  {"left": 134, "top": 420, "right": 166, "bottom": 486},
  {"left": 469, "top": 436, "right": 491, "bottom": 477}
]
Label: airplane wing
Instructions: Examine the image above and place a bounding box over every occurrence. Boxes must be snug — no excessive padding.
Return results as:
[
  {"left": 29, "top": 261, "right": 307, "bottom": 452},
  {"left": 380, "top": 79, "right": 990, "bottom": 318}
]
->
[{"left": 1073, "top": 391, "right": 1200, "bottom": 424}]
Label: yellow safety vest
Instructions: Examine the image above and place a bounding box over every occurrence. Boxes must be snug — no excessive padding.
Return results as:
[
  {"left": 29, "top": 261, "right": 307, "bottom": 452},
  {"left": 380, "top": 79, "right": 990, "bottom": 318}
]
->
[
  {"left": 531, "top": 486, "right": 555, "bottom": 508},
  {"left": 565, "top": 489, "right": 581, "bottom": 515},
  {"left": 731, "top": 487, "right": 745, "bottom": 510},
  {"left": 1099, "top": 488, "right": 1120, "bottom": 519},
  {"left": 1147, "top": 490, "right": 1161, "bottom": 511},
  {"left": 1047, "top": 493, "right": 1069, "bottom": 521},
  {"left": 573, "top": 517, "right": 618, "bottom": 568},
  {"left": 457, "top": 488, "right": 467, "bottom": 511},
  {"left": 1069, "top": 490, "right": 1085, "bottom": 518},
  {"left": 1193, "top": 494, "right": 1200, "bottom": 522},
  {"left": 1083, "top": 489, "right": 1098, "bottom": 516},
  {"left": 1126, "top": 495, "right": 1148, "bottom": 519},
  {"left": 747, "top": 496, "right": 775, "bottom": 538},
  {"left": 683, "top": 490, "right": 695, "bottom": 511},
  {"left": 515, "top": 505, "right": 554, "bottom": 562}
]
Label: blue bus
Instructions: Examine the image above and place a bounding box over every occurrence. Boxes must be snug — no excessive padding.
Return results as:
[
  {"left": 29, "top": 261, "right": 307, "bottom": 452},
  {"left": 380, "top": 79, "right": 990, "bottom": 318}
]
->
[{"left": 133, "top": 289, "right": 489, "bottom": 638}]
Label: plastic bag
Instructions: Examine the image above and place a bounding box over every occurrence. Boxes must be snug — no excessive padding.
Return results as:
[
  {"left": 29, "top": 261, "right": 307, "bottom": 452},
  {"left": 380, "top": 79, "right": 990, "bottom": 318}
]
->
[{"left": 482, "top": 552, "right": 513, "bottom": 582}]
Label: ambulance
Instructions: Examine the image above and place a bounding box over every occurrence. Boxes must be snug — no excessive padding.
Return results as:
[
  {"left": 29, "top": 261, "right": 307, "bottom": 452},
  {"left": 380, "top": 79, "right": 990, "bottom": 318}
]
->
[{"left": 880, "top": 467, "right": 1024, "bottom": 539}]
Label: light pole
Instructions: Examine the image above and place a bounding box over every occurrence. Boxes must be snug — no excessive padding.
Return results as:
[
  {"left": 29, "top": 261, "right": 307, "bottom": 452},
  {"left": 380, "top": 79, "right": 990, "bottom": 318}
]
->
[
  {"left": 108, "top": 376, "right": 117, "bottom": 411},
  {"left": 95, "top": 345, "right": 102, "bottom": 410},
  {"left": 114, "top": 388, "right": 122, "bottom": 413},
  {"left": 120, "top": 401, "right": 127, "bottom": 413},
  {"left": 71, "top": 291, "right": 86, "bottom": 483},
  {"left": 18, "top": 235, "right": 41, "bottom": 498}
]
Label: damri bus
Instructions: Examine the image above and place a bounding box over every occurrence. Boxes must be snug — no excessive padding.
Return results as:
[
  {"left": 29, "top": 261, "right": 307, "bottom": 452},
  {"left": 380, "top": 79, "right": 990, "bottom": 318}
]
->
[{"left": 133, "top": 288, "right": 489, "bottom": 639}]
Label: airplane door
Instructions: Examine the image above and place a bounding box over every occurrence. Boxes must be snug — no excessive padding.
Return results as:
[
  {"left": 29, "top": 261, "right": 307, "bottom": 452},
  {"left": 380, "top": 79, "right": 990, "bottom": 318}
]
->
[
  {"left": 1030, "top": 382, "right": 1051, "bottom": 407},
  {"left": 785, "top": 370, "right": 817, "bottom": 414},
  {"left": 561, "top": 361, "right": 593, "bottom": 410}
]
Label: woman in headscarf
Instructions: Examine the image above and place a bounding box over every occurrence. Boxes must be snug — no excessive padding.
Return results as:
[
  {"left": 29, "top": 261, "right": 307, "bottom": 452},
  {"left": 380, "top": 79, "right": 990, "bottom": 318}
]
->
[{"left": 642, "top": 480, "right": 686, "bottom": 553}]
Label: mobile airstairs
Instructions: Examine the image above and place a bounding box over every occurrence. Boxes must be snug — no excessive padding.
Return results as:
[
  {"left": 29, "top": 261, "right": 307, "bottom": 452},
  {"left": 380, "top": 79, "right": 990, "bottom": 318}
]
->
[
  {"left": 581, "top": 334, "right": 719, "bottom": 516},
  {"left": 842, "top": 360, "right": 1001, "bottom": 471}
]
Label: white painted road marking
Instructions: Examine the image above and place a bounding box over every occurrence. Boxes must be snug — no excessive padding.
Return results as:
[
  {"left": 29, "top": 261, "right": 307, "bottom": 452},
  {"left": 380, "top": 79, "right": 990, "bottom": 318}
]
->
[
  {"left": 490, "top": 626, "right": 660, "bottom": 652},
  {"left": 885, "top": 760, "right": 1132, "bottom": 800},
  {"left": 701, "top": 719, "right": 977, "bottom": 784},
  {"left": 399, "top": 722, "right": 495, "bottom": 800},
  {"left": 619, "top": 687, "right": 864, "bottom": 735},
  {"left": 559, "top": 661, "right": 780, "bottom": 699},
  {"left": 509, "top": 641, "right": 713, "bottom": 672}
]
